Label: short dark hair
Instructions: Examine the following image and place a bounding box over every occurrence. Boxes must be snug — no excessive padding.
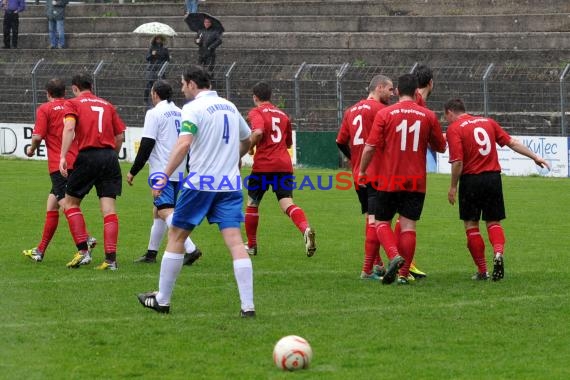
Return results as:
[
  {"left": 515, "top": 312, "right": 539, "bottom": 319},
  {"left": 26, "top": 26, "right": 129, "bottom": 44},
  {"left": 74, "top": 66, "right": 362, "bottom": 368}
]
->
[
  {"left": 71, "top": 73, "right": 93, "bottom": 91},
  {"left": 397, "top": 74, "right": 418, "bottom": 97},
  {"left": 444, "top": 98, "right": 466, "bottom": 113},
  {"left": 252, "top": 81, "right": 271, "bottom": 101},
  {"left": 367, "top": 74, "right": 391, "bottom": 93},
  {"left": 414, "top": 64, "right": 433, "bottom": 88},
  {"left": 182, "top": 65, "right": 211, "bottom": 90},
  {"left": 45, "top": 78, "right": 65, "bottom": 98},
  {"left": 152, "top": 80, "right": 173, "bottom": 102}
]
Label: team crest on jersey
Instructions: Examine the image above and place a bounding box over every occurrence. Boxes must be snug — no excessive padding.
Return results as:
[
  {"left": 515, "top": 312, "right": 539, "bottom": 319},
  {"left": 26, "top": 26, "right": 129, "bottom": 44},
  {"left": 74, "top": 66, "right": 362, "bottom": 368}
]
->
[{"left": 181, "top": 120, "right": 198, "bottom": 134}]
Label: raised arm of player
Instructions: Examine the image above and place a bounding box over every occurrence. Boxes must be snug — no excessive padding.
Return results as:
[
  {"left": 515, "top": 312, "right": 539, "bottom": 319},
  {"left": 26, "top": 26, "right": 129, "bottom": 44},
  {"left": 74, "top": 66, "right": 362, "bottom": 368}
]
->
[{"left": 507, "top": 138, "right": 550, "bottom": 170}]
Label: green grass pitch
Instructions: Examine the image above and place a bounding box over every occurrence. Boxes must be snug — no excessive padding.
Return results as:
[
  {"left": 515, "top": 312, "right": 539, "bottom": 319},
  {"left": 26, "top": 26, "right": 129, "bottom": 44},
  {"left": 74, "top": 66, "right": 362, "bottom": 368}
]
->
[{"left": 1, "top": 158, "right": 569, "bottom": 379}]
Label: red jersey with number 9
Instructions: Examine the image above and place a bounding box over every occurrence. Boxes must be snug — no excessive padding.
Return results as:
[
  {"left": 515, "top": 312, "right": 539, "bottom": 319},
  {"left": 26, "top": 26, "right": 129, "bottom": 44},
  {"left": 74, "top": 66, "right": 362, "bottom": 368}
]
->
[
  {"left": 247, "top": 103, "right": 293, "bottom": 172},
  {"left": 336, "top": 99, "right": 386, "bottom": 183},
  {"left": 446, "top": 114, "right": 511, "bottom": 174},
  {"left": 63, "top": 92, "right": 126, "bottom": 151},
  {"left": 366, "top": 99, "right": 446, "bottom": 193}
]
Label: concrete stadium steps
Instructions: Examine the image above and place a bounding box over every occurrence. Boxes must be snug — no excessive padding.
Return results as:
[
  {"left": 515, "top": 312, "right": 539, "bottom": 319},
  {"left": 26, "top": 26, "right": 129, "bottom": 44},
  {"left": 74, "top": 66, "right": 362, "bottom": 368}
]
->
[
  {"left": 0, "top": 47, "right": 565, "bottom": 67},
  {"left": 23, "top": 1, "right": 570, "bottom": 18},
  {"left": 13, "top": 30, "right": 570, "bottom": 51},
  {"left": 19, "top": 14, "right": 570, "bottom": 34}
]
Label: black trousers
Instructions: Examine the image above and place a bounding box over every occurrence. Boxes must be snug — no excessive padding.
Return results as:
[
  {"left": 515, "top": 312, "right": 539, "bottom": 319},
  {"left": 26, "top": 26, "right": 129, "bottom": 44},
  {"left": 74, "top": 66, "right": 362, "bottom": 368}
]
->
[{"left": 3, "top": 11, "right": 19, "bottom": 48}]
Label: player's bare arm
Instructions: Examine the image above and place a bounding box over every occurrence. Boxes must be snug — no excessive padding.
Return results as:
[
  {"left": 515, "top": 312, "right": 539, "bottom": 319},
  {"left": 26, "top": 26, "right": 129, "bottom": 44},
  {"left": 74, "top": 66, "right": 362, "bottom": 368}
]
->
[
  {"left": 448, "top": 160, "right": 463, "bottom": 205},
  {"left": 358, "top": 144, "right": 375, "bottom": 185},
  {"left": 507, "top": 138, "right": 550, "bottom": 170},
  {"left": 240, "top": 137, "right": 252, "bottom": 158},
  {"left": 26, "top": 134, "right": 43, "bottom": 157},
  {"left": 59, "top": 116, "right": 76, "bottom": 177},
  {"left": 114, "top": 132, "right": 125, "bottom": 154}
]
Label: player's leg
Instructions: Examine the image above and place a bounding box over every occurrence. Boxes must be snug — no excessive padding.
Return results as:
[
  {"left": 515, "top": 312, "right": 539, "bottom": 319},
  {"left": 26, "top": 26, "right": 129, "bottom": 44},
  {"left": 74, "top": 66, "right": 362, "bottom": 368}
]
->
[
  {"left": 244, "top": 173, "right": 266, "bottom": 256},
  {"left": 134, "top": 205, "right": 166, "bottom": 263},
  {"left": 360, "top": 185, "right": 383, "bottom": 279},
  {"left": 374, "top": 191, "right": 404, "bottom": 284},
  {"left": 24, "top": 193, "right": 59, "bottom": 262},
  {"left": 276, "top": 173, "right": 315, "bottom": 257},
  {"left": 395, "top": 192, "right": 425, "bottom": 284},
  {"left": 482, "top": 173, "right": 506, "bottom": 281},
  {"left": 214, "top": 191, "right": 255, "bottom": 317},
  {"left": 460, "top": 175, "right": 488, "bottom": 280}
]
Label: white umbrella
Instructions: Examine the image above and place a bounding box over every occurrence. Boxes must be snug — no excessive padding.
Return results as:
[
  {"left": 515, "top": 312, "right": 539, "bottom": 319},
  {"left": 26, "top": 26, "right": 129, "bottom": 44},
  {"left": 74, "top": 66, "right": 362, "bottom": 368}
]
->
[{"left": 133, "top": 22, "right": 177, "bottom": 37}]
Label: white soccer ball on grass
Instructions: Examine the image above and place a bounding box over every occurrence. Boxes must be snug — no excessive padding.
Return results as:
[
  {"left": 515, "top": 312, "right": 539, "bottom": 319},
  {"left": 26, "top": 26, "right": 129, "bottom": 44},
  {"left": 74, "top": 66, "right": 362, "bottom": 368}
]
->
[{"left": 272, "top": 335, "right": 313, "bottom": 371}]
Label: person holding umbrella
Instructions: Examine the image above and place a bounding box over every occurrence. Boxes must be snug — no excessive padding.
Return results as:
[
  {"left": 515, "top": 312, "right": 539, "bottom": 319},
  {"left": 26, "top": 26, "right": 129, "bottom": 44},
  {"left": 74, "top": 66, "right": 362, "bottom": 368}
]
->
[
  {"left": 144, "top": 34, "right": 170, "bottom": 108},
  {"left": 195, "top": 16, "right": 222, "bottom": 75}
]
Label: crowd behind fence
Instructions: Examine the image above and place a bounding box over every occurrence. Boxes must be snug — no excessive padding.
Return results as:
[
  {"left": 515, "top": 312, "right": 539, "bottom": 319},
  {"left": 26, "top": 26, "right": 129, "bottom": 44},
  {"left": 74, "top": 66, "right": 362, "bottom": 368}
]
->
[{"left": 1, "top": 61, "right": 569, "bottom": 136}]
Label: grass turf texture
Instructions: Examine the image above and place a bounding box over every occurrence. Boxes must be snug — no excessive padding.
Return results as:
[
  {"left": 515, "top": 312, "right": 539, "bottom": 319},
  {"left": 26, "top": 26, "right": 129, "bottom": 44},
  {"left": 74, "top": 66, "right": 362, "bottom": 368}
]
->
[{"left": 1, "top": 158, "right": 569, "bottom": 379}]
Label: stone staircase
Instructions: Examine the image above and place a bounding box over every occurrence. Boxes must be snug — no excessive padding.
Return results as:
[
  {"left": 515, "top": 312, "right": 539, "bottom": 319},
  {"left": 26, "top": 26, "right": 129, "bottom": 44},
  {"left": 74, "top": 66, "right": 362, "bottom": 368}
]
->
[{"left": 0, "top": 0, "right": 568, "bottom": 139}]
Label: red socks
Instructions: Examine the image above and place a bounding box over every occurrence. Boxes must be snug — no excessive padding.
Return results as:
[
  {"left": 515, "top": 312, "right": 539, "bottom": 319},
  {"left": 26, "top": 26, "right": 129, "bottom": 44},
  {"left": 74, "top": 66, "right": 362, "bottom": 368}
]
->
[
  {"left": 363, "top": 222, "right": 381, "bottom": 273},
  {"left": 398, "top": 230, "right": 416, "bottom": 277},
  {"left": 38, "top": 210, "right": 59, "bottom": 254},
  {"left": 466, "top": 227, "right": 487, "bottom": 274},
  {"left": 285, "top": 205, "right": 309, "bottom": 234},
  {"left": 375, "top": 222, "right": 399, "bottom": 260},
  {"left": 64, "top": 207, "right": 88, "bottom": 249},
  {"left": 487, "top": 223, "right": 505, "bottom": 255},
  {"left": 104, "top": 214, "right": 119, "bottom": 256},
  {"left": 244, "top": 205, "right": 259, "bottom": 247}
]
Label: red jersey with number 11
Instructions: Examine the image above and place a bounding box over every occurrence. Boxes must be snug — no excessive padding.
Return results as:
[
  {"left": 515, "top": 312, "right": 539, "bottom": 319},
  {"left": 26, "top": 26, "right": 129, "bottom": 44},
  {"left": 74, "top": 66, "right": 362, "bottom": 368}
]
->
[
  {"left": 248, "top": 103, "right": 293, "bottom": 172},
  {"left": 64, "top": 92, "right": 126, "bottom": 151},
  {"left": 446, "top": 114, "right": 511, "bottom": 174},
  {"left": 366, "top": 99, "right": 446, "bottom": 193}
]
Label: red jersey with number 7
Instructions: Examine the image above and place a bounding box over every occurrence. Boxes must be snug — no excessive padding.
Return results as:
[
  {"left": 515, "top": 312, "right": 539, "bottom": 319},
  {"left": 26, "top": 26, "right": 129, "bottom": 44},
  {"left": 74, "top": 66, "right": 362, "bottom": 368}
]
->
[
  {"left": 247, "top": 103, "right": 293, "bottom": 172},
  {"left": 63, "top": 92, "right": 126, "bottom": 151},
  {"left": 447, "top": 114, "right": 511, "bottom": 174},
  {"left": 336, "top": 99, "right": 386, "bottom": 183},
  {"left": 366, "top": 99, "right": 446, "bottom": 193}
]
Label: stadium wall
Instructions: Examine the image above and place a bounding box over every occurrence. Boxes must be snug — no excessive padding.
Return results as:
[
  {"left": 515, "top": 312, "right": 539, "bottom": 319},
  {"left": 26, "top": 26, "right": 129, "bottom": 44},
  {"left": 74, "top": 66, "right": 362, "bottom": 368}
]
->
[{"left": 2, "top": 123, "right": 567, "bottom": 177}]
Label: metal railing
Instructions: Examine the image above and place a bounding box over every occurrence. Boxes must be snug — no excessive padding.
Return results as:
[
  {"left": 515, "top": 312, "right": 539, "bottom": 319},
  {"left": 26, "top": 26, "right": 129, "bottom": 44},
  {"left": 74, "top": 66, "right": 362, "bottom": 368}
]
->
[{"left": 1, "top": 60, "right": 568, "bottom": 136}]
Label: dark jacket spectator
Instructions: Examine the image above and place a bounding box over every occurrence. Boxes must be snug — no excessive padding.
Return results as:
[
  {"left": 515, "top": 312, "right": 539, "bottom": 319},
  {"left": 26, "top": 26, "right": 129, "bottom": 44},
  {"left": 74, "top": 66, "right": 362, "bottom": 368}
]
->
[
  {"left": 195, "top": 18, "right": 222, "bottom": 74},
  {"left": 144, "top": 35, "right": 170, "bottom": 107}
]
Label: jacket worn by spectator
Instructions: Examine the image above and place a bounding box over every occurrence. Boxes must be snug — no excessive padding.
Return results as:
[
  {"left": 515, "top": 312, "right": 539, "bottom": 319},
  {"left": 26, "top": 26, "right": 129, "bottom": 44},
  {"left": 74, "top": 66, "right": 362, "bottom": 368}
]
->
[
  {"left": 196, "top": 27, "right": 222, "bottom": 61},
  {"left": 46, "top": 0, "right": 69, "bottom": 21},
  {"left": 145, "top": 38, "right": 170, "bottom": 81}
]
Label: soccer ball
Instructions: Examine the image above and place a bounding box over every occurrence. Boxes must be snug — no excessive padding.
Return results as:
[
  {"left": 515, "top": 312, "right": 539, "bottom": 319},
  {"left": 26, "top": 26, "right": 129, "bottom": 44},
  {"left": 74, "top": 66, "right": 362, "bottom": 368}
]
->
[{"left": 272, "top": 335, "right": 313, "bottom": 371}]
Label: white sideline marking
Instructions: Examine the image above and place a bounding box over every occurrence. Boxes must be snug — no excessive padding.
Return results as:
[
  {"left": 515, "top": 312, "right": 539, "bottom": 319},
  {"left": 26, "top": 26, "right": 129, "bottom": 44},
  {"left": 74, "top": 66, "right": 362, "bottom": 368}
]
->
[{"left": 3, "top": 293, "right": 566, "bottom": 329}]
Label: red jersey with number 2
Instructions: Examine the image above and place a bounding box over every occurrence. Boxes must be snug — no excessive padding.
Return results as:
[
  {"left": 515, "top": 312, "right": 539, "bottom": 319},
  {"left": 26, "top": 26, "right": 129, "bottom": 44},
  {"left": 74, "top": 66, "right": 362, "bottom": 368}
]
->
[
  {"left": 366, "top": 99, "right": 446, "bottom": 193},
  {"left": 248, "top": 103, "right": 293, "bottom": 172},
  {"left": 64, "top": 92, "right": 126, "bottom": 151},
  {"left": 336, "top": 99, "right": 386, "bottom": 183},
  {"left": 446, "top": 114, "right": 511, "bottom": 174}
]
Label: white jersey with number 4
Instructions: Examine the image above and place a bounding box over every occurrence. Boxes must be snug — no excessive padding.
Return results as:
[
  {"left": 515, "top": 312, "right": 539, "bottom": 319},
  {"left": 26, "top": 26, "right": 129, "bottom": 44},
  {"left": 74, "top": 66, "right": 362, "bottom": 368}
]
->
[
  {"left": 142, "top": 99, "right": 186, "bottom": 181},
  {"left": 180, "top": 90, "right": 251, "bottom": 192}
]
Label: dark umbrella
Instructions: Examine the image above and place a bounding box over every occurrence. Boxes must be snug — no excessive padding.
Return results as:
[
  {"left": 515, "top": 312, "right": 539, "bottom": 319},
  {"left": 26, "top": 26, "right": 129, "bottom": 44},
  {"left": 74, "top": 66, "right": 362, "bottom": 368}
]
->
[{"left": 184, "top": 12, "right": 225, "bottom": 33}]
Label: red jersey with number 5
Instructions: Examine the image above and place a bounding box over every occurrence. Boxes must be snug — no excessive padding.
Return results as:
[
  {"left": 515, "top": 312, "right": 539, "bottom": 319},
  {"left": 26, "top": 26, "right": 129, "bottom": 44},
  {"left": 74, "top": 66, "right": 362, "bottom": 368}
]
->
[
  {"left": 446, "top": 114, "right": 511, "bottom": 174},
  {"left": 366, "top": 99, "right": 446, "bottom": 193},
  {"left": 248, "top": 103, "right": 293, "bottom": 172},
  {"left": 34, "top": 98, "right": 78, "bottom": 173},
  {"left": 336, "top": 99, "right": 386, "bottom": 183},
  {"left": 64, "top": 92, "right": 126, "bottom": 151}
]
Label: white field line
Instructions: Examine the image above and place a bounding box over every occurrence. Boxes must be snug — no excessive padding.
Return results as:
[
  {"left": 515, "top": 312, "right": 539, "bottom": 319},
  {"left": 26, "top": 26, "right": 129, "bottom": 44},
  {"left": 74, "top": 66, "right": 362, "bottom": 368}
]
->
[{"left": 3, "top": 293, "right": 567, "bottom": 329}]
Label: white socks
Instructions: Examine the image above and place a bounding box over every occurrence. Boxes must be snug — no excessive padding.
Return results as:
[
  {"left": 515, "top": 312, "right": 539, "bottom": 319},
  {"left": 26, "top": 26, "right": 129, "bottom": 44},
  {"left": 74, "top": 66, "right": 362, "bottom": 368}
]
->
[
  {"left": 165, "top": 213, "right": 197, "bottom": 253},
  {"left": 148, "top": 218, "right": 167, "bottom": 251},
  {"left": 233, "top": 258, "right": 254, "bottom": 311},
  {"left": 156, "top": 251, "right": 184, "bottom": 305}
]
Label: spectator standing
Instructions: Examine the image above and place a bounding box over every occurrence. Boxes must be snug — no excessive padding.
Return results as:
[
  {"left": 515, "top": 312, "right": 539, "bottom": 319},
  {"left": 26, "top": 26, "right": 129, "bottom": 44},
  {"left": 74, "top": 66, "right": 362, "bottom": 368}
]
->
[
  {"left": 23, "top": 78, "right": 80, "bottom": 262},
  {"left": 59, "top": 73, "right": 126, "bottom": 271},
  {"left": 2, "top": 0, "right": 25, "bottom": 49},
  {"left": 184, "top": 0, "right": 198, "bottom": 16},
  {"left": 444, "top": 98, "right": 550, "bottom": 281},
  {"left": 244, "top": 81, "right": 317, "bottom": 258},
  {"left": 137, "top": 65, "right": 254, "bottom": 316},
  {"left": 46, "top": 0, "right": 69, "bottom": 49},
  {"left": 195, "top": 17, "right": 222, "bottom": 75},
  {"left": 144, "top": 35, "right": 170, "bottom": 108}
]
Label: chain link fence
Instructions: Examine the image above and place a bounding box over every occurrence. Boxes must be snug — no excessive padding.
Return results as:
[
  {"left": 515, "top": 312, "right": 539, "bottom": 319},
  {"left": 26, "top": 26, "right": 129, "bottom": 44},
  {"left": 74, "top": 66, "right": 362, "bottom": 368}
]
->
[{"left": 1, "top": 60, "right": 569, "bottom": 136}]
